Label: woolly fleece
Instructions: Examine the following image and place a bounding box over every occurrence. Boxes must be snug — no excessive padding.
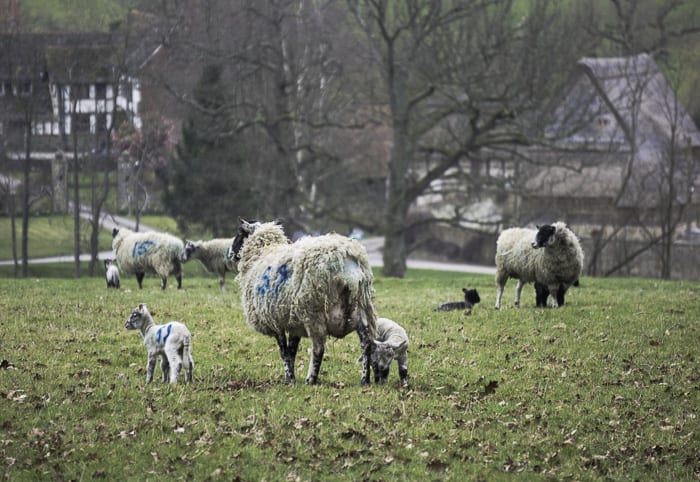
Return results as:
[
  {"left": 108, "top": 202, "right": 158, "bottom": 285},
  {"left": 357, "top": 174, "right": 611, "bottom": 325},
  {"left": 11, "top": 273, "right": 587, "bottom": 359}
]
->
[
  {"left": 236, "top": 221, "right": 377, "bottom": 384},
  {"left": 495, "top": 222, "right": 583, "bottom": 308},
  {"left": 113, "top": 228, "right": 185, "bottom": 283},
  {"left": 183, "top": 238, "right": 236, "bottom": 289}
]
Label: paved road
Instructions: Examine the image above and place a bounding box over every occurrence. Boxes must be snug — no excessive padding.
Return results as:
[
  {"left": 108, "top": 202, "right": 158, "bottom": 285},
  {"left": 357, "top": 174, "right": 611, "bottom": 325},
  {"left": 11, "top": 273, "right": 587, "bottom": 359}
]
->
[
  {"left": 1, "top": 216, "right": 496, "bottom": 275},
  {"left": 0, "top": 208, "right": 155, "bottom": 267}
]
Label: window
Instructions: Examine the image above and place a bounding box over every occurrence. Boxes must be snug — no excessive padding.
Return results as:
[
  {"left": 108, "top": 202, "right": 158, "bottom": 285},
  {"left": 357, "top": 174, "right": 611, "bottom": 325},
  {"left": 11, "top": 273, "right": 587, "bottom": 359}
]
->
[
  {"left": 72, "top": 83, "right": 89, "bottom": 100},
  {"left": 95, "top": 113, "right": 108, "bottom": 132},
  {"left": 17, "top": 81, "right": 32, "bottom": 96},
  {"left": 73, "top": 113, "right": 90, "bottom": 132},
  {"left": 119, "top": 82, "right": 132, "bottom": 102},
  {"left": 95, "top": 83, "right": 107, "bottom": 99}
]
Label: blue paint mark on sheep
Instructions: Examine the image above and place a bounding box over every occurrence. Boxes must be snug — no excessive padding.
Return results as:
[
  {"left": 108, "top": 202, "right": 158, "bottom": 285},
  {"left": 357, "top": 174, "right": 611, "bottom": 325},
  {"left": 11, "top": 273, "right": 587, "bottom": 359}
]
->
[
  {"left": 256, "top": 266, "right": 273, "bottom": 296},
  {"left": 155, "top": 323, "right": 173, "bottom": 346},
  {"left": 132, "top": 240, "right": 156, "bottom": 257},
  {"left": 274, "top": 264, "right": 289, "bottom": 295}
]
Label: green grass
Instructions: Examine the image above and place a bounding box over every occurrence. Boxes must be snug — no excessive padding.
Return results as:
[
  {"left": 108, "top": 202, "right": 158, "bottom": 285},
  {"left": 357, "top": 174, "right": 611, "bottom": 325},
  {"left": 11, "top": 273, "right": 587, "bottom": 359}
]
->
[
  {"left": 0, "top": 271, "right": 698, "bottom": 480},
  {"left": 0, "top": 216, "right": 113, "bottom": 260}
]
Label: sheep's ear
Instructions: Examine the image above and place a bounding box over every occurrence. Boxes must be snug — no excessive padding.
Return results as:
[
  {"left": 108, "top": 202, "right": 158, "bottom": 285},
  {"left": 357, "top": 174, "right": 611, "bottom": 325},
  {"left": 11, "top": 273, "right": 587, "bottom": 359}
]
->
[{"left": 138, "top": 303, "right": 147, "bottom": 313}]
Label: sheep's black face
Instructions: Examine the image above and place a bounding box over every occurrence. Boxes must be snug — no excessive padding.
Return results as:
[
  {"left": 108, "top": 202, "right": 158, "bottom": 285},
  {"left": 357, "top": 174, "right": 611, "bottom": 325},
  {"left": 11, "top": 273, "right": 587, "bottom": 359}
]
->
[
  {"left": 228, "top": 219, "right": 259, "bottom": 261},
  {"left": 462, "top": 288, "right": 481, "bottom": 308},
  {"left": 112, "top": 228, "right": 119, "bottom": 238},
  {"left": 532, "top": 224, "right": 556, "bottom": 249},
  {"left": 182, "top": 240, "right": 196, "bottom": 262}
]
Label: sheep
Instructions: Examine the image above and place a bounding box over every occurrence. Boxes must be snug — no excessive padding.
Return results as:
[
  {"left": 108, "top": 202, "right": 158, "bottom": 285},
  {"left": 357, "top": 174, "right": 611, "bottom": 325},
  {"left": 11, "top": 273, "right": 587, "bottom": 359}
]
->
[
  {"left": 124, "top": 303, "right": 194, "bottom": 384},
  {"left": 372, "top": 317, "right": 409, "bottom": 386},
  {"left": 226, "top": 219, "right": 377, "bottom": 385},
  {"left": 182, "top": 238, "right": 236, "bottom": 291},
  {"left": 112, "top": 227, "right": 185, "bottom": 290},
  {"left": 495, "top": 222, "right": 583, "bottom": 309},
  {"left": 434, "top": 288, "right": 481, "bottom": 314},
  {"left": 104, "top": 258, "right": 120, "bottom": 289}
]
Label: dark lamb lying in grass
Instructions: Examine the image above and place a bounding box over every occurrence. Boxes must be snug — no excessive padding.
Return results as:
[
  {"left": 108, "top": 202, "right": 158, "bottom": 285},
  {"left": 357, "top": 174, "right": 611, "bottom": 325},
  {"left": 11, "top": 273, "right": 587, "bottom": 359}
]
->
[{"left": 434, "top": 288, "right": 481, "bottom": 313}]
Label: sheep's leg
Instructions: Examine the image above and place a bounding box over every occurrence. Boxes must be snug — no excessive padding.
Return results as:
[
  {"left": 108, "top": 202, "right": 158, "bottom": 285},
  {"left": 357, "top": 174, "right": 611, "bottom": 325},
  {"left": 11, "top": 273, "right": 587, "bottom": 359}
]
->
[
  {"left": 160, "top": 276, "right": 167, "bottom": 290},
  {"left": 495, "top": 274, "right": 507, "bottom": 310},
  {"left": 146, "top": 353, "right": 157, "bottom": 383},
  {"left": 166, "top": 352, "right": 181, "bottom": 384},
  {"left": 174, "top": 260, "right": 183, "bottom": 289},
  {"left": 181, "top": 340, "right": 194, "bottom": 383},
  {"left": 219, "top": 275, "right": 226, "bottom": 292},
  {"left": 275, "top": 334, "right": 297, "bottom": 383},
  {"left": 549, "top": 285, "right": 560, "bottom": 308},
  {"left": 160, "top": 354, "right": 170, "bottom": 383},
  {"left": 305, "top": 337, "right": 326, "bottom": 385},
  {"left": 136, "top": 272, "right": 145, "bottom": 289},
  {"left": 514, "top": 280, "right": 525, "bottom": 308},
  {"left": 357, "top": 322, "right": 372, "bottom": 386},
  {"left": 556, "top": 284, "right": 566, "bottom": 306},
  {"left": 184, "top": 354, "right": 194, "bottom": 383},
  {"left": 398, "top": 353, "right": 409, "bottom": 387}
]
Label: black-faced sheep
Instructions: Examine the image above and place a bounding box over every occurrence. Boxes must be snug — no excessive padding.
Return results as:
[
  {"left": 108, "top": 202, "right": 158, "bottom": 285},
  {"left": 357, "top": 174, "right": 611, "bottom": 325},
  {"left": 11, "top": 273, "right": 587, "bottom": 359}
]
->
[
  {"left": 182, "top": 239, "right": 235, "bottom": 291},
  {"left": 495, "top": 222, "right": 583, "bottom": 309},
  {"left": 104, "top": 258, "right": 120, "bottom": 289},
  {"left": 124, "top": 303, "right": 194, "bottom": 384},
  {"left": 226, "top": 219, "right": 377, "bottom": 385},
  {"left": 372, "top": 317, "right": 409, "bottom": 387},
  {"left": 434, "top": 288, "right": 481, "bottom": 313},
  {"left": 112, "top": 227, "right": 184, "bottom": 290}
]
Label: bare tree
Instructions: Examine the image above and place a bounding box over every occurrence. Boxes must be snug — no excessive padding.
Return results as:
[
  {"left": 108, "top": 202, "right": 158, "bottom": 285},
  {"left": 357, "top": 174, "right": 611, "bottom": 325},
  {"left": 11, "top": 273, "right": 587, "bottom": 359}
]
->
[{"left": 347, "top": 0, "right": 587, "bottom": 276}]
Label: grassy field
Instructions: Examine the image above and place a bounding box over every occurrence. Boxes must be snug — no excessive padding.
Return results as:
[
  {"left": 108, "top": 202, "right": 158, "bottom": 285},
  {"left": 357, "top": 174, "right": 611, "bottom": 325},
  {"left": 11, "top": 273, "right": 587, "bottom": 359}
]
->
[{"left": 1, "top": 270, "right": 698, "bottom": 480}]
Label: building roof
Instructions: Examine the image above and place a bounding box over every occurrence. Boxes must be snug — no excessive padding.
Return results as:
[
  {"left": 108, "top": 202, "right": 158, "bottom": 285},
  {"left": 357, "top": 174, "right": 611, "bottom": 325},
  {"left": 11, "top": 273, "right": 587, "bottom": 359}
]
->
[{"left": 533, "top": 53, "right": 700, "bottom": 208}]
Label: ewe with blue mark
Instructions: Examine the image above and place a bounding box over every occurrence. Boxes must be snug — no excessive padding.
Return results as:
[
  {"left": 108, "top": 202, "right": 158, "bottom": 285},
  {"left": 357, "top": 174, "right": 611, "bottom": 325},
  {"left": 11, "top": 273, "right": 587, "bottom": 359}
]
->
[
  {"left": 228, "top": 219, "right": 377, "bottom": 385},
  {"left": 112, "top": 227, "right": 184, "bottom": 290}
]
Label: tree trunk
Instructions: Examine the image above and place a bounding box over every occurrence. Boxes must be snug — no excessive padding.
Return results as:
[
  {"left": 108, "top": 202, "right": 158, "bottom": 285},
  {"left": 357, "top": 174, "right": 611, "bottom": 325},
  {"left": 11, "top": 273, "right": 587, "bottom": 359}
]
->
[
  {"left": 73, "top": 153, "right": 81, "bottom": 278},
  {"left": 21, "top": 124, "right": 31, "bottom": 278},
  {"left": 382, "top": 115, "right": 410, "bottom": 278},
  {"left": 9, "top": 192, "right": 18, "bottom": 278}
]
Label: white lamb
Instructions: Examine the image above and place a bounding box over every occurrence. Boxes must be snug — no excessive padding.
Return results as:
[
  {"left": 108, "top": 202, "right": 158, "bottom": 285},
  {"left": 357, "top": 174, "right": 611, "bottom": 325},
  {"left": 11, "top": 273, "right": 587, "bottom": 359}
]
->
[
  {"left": 112, "top": 227, "right": 185, "bottom": 290},
  {"left": 104, "top": 258, "right": 120, "bottom": 289},
  {"left": 182, "top": 238, "right": 235, "bottom": 291},
  {"left": 372, "top": 317, "right": 409, "bottom": 387},
  {"left": 494, "top": 222, "right": 583, "bottom": 309},
  {"left": 226, "top": 219, "right": 377, "bottom": 385},
  {"left": 124, "top": 303, "right": 194, "bottom": 384}
]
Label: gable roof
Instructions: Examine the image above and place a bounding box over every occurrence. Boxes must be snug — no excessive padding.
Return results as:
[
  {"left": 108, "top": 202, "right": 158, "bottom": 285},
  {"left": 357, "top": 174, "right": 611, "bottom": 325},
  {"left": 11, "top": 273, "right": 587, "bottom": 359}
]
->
[{"left": 531, "top": 53, "right": 700, "bottom": 208}]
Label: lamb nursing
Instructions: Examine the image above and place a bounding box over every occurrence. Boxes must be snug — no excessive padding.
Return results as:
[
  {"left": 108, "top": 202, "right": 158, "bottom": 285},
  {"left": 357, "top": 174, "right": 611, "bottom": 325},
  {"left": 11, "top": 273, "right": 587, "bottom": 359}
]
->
[{"left": 226, "top": 219, "right": 377, "bottom": 385}]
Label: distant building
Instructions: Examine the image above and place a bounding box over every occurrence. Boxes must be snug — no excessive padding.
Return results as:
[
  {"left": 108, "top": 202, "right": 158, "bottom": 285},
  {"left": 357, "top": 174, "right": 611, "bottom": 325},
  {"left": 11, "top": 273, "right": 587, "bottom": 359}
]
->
[
  {"left": 524, "top": 53, "right": 700, "bottom": 228},
  {"left": 0, "top": 33, "right": 143, "bottom": 161}
]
